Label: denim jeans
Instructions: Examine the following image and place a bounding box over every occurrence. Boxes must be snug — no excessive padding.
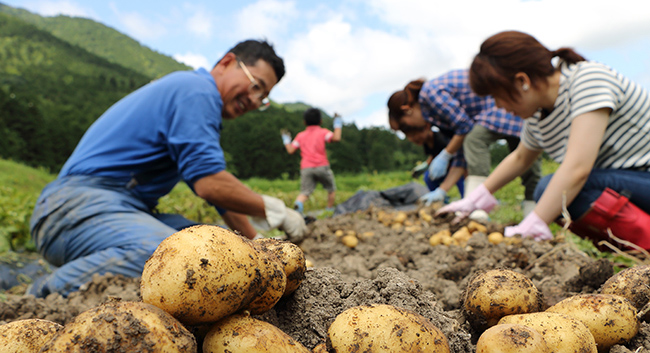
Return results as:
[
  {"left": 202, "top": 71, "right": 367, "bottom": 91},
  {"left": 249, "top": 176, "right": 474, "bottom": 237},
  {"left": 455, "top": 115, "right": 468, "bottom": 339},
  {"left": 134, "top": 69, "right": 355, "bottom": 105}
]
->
[
  {"left": 423, "top": 169, "right": 465, "bottom": 198},
  {"left": 534, "top": 168, "right": 650, "bottom": 219},
  {"left": 29, "top": 175, "right": 200, "bottom": 297}
]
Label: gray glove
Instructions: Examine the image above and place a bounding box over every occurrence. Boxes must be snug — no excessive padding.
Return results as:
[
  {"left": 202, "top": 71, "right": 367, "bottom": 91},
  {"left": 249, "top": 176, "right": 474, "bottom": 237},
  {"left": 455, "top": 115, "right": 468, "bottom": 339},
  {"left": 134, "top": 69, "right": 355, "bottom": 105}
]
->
[{"left": 411, "top": 161, "right": 429, "bottom": 178}]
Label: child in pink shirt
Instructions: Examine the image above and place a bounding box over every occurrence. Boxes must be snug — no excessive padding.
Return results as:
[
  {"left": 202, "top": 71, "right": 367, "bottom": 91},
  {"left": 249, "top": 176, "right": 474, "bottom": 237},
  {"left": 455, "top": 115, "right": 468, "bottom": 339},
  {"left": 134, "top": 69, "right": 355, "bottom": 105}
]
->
[{"left": 282, "top": 109, "right": 343, "bottom": 213}]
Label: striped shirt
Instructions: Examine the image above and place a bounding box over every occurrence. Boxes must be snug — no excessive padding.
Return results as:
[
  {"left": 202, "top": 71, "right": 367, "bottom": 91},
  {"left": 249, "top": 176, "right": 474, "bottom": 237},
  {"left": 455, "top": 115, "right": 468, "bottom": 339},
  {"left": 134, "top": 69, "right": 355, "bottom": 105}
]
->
[
  {"left": 418, "top": 69, "right": 524, "bottom": 137},
  {"left": 521, "top": 61, "right": 650, "bottom": 170}
]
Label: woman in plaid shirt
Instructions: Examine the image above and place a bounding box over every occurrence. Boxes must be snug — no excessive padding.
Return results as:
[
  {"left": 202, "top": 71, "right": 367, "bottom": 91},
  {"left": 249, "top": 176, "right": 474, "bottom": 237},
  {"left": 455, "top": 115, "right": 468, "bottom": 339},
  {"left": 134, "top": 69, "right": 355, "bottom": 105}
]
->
[{"left": 388, "top": 71, "right": 541, "bottom": 213}]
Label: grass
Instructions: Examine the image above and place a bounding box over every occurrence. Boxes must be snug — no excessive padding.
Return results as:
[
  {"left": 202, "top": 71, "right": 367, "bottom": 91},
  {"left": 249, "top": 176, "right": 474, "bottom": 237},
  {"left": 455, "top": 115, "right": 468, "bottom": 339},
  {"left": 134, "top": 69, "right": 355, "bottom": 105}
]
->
[{"left": 0, "top": 157, "right": 639, "bottom": 267}]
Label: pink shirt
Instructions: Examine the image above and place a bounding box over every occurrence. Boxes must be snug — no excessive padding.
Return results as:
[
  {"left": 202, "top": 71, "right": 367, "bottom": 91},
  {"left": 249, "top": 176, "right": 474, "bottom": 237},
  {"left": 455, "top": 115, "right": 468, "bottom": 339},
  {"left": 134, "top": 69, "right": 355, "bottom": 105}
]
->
[{"left": 291, "top": 126, "right": 334, "bottom": 169}]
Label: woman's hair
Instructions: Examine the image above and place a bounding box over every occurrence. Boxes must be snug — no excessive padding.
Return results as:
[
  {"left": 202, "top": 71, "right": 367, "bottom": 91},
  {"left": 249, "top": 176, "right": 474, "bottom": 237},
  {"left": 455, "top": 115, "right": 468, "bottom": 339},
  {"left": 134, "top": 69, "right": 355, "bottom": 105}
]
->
[
  {"left": 387, "top": 79, "right": 425, "bottom": 125},
  {"left": 469, "top": 30, "right": 586, "bottom": 101}
]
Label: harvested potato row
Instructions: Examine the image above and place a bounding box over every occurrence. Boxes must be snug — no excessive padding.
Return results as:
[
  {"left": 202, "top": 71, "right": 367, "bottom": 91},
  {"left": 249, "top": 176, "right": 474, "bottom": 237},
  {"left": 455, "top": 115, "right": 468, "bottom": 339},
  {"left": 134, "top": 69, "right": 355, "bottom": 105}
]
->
[
  {"left": 203, "top": 312, "right": 310, "bottom": 353},
  {"left": 0, "top": 318, "right": 63, "bottom": 353},
  {"left": 476, "top": 324, "right": 550, "bottom": 353},
  {"left": 463, "top": 268, "right": 543, "bottom": 331},
  {"left": 40, "top": 300, "right": 197, "bottom": 352},
  {"left": 600, "top": 264, "right": 650, "bottom": 321},
  {"left": 141, "top": 225, "right": 290, "bottom": 325},
  {"left": 546, "top": 293, "right": 639, "bottom": 352},
  {"left": 498, "top": 312, "right": 597, "bottom": 353},
  {"left": 328, "top": 304, "right": 450, "bottom": 353}
]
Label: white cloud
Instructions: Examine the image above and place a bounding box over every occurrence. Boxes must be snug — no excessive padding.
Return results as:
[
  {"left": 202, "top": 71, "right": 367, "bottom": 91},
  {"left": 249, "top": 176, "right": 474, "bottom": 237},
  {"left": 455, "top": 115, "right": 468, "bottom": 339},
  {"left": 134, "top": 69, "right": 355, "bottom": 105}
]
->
[
  {"left": 186, "top": 10, "right": 213, "bottom": 38},
  {"left": 173, "top": 52, "right": 211, "bottom": 70},
  {"left": 109, "top": 3, "right": 167, "bottom": 41},
  {"left": 232, "top": 0, "right": 298, "bottom": 41}
]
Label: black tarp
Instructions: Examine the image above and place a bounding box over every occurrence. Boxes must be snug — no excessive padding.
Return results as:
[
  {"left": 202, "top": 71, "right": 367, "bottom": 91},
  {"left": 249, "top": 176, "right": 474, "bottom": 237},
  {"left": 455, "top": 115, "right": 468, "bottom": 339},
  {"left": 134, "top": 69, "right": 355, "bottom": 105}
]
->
[{"left": 333, "top": 182, "right": 428, "bottom": 216}]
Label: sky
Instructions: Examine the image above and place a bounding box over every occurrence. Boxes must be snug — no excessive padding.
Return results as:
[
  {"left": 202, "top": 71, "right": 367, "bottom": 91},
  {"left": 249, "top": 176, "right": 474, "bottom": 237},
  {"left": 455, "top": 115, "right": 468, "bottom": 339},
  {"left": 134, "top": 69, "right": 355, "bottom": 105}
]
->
[{"left": 5, "top": 0, "right": 650, "bottom": 128}]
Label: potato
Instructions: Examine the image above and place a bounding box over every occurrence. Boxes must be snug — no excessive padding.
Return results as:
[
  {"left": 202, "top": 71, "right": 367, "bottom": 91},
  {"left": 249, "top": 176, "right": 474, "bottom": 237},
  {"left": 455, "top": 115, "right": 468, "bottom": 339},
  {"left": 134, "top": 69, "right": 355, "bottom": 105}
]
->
[
  {"left": 328, "top": 304, "right": 450, "bottom": 353},
  {"left": 467, "top": 220, "right": 487, "bottom": 234},
  {"left": 429, "top": 229, "right": 451, "bottom": 246},
  {"left": 476, "top": 324, "right": 550, "bottom": 353},
  {"left": 0, "top": 319, "right": 63, "bottom": 353},
  {"left": 463, "top": 269, "right": 543, "bottom": 330},
  {"left": 253, "top": 238, "right": 307, "bottom": 296},
  {"left": 498, "top": 312, "right": 597, "bottom": 353},
  {"left": 245, "top": 246, "right": 287, "bottom": 314},
  {"left": 40, "top": 300, "right": 197, "bottom": 352},
  {"left": 141, "top": 225, "right": 264, "bottom": 325},
  {"left": 203, "top": 312, "right": 310, "bottom": 353},
  {"left": 487, "top": 232, "right": 504, "bottom": 245},
  {"left": 392, "top": 211, "right": 407, "bottom": 224},
  {"left": 600, "top": 264, "right": 650, "bottom": 321},
  {"left": 341, "top": 234, "right": 358, "bottom": 248},
  {"left": 546, "top": 293, "right": 639, "bottom": 352}
]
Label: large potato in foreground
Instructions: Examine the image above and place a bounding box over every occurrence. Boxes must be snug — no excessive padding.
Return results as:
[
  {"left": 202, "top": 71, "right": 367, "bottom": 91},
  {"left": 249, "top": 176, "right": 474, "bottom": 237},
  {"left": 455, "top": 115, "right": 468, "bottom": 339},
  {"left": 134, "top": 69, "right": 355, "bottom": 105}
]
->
[
  {"left": 141, "top": 225, "right": 263, "bottom": 325},
  {"left": 328, "top": 304, "right": 450, "bottom": 353},
  {"left": 253, "top": 238, "right": 307, "bottom": 296},
  {"left": 40, "top": 300, "right": 197, "bottom": 352},
  {"left": 244, "top": 247, "right": 287, "bottom": 314},
  {"left": 498, "top": 312, "right": 597, "bottom": 353},
  {"left": 203, "top": 312, "right": 310, "bottom": 353},
  {"left": 0, "top": 319, "right": 63, "bottom": 353},
  {"left": 476, "top": 324, "right": 550, "bottom": 353},
  {"left": 463, "top": 269, "right": 543, "bottom": 330},
  {"left": 546, "top": 293, "right": 639, "bottom": 352},
  {"left": 600, "top": 264, "right": 650, "bottom": 321}
]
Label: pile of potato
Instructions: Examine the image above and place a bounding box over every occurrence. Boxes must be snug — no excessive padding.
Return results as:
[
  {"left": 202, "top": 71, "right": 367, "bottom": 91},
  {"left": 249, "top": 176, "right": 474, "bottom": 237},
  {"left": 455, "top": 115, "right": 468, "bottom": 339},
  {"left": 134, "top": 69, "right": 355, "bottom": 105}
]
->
[
  {"left": 467, "top": 267, "right": 645, "bottom": 353},
  {"left": 0, "top": 225, "right": 309, "bottom": 353}
]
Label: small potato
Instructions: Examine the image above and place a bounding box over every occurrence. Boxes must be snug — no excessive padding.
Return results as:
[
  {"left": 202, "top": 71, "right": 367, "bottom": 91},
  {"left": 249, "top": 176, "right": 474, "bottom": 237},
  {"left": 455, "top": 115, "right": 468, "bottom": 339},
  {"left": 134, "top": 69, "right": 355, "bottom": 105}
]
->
[
  {"left": 498, "top": 312, "right": 597, "bottom": 353},
  {"left": 253, "top": 238, "right": 307, "bottom": 296},
  {"left": 463, "top": 269, "right": 543, "bottom": 330},
  {"left": 487, "top": 232, "right": 504, "bottom": 245},
  {"left": 546, "top": 293, "right": 639, "bottom": 352},
  {"left": 476, "top": 324, "right": 550, "bottom": 353},
  {"left": 419, "top": 209, "right": 433, "bottom": 222},
  {"left": 0, "top": 319, "right": 63, "bottom": 353},
  {"left": 41, "top": 300, "right": 197, "bottom": 352},
  {"left": 203, "top": 312, "right": 310, "bottom": 353},
  {"left": 467, "top": 221, "right": 487, "bottom": 234},
  {"left": 393, "top": 211, "right": 407, "bottom": 224},
  {"left": 341, "top": 234, "right": 358, "bottom": 248},
  {"left": 429, "top": 229, "right": 451, "bottom": 246},
  {"left": 600, "top": 264, "right": 650, "bottom": 321},
  {"left": 312, "top": 342, "right": 328, "bottom": 353},
  {"left": 328, "top": 304, "right": 450, "bottom": 353},
  {"left": 358, "top": 231, "right": 375, "bottom": 240},
  {"left": 334, "top": 230, "right": 345, "bottom": 237},
  {"left": 141, "top": 225, "right": 264, "bottom": 325},
  {"left": 452, "top": 227, "right": 472, "bottom": 244},
  {"left": 305, "top": 259, "right": 314, "bottom": 268}
]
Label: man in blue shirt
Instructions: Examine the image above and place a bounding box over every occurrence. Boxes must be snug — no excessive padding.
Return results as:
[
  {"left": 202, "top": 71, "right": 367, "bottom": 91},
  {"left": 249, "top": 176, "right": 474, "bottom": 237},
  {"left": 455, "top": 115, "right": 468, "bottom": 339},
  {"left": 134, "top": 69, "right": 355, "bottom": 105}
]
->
[{"left": 28, "top": 39, "right": 307, "bottom": 298}]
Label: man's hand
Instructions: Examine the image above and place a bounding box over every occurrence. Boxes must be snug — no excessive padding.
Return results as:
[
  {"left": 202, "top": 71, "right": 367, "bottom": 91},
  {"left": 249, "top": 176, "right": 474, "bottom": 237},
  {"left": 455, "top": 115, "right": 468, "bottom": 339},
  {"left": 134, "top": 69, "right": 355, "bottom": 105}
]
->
[
  {"left": 251, "top": 195, "right": 308, "bottom": 243},
  {"left": 280, "top": 129, "right": 292, "bottom": 145},
  {"left": 419, "top": 187, "right": 446, "bottom": 206},
  {"left": 504, "top": 212, "right": 553, "bottom": 241},
  {"left": 411, "top": 161, "right": 429, "bottom": 178},
  {"left": 333, "top": 113, "right": 342, "bottom": 129},
  {"left": 427, "top": 150, "right": 452, "bottom": 180}
]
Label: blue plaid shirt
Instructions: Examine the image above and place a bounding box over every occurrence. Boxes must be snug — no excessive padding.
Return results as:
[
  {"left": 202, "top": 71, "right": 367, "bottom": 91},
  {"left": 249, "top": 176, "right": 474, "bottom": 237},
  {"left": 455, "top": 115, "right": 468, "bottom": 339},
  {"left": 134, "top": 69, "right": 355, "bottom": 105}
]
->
[{"left": 419, "top": 69, "right": 523, "bottom": 137}]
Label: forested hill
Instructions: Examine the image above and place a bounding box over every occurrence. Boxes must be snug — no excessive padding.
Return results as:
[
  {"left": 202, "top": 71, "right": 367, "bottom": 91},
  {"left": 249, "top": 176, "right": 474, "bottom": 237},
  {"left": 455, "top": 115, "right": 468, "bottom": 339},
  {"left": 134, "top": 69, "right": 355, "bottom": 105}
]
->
[
  {"left": 0, "top": 3, "right": 190, "bottom": 79},
  {"left": 0, "top": 5, "right": 424, "bottom": 178}
]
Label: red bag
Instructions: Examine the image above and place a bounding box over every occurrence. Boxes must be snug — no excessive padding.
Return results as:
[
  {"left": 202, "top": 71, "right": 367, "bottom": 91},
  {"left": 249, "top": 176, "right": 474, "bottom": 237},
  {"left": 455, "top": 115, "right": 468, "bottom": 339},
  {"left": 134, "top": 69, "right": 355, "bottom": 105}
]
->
[{"left": 569, "top": 188, "right": 650, "bottom": 251}]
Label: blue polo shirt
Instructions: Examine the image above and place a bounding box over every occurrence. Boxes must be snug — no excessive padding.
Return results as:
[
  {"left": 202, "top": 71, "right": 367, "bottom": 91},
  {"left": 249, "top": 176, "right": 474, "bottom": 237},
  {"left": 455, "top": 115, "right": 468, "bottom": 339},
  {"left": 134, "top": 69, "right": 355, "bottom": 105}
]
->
[{"left": 59, "top": 68, "right": 227, "bottom": 208}]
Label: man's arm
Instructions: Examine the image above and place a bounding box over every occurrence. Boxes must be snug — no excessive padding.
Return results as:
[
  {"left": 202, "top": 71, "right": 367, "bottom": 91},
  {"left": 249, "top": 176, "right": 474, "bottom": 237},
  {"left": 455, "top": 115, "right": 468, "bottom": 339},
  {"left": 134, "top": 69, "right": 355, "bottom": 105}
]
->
[
  {"left": 332, "top": 113, "right": 342, "bottom": 142},
  {"left": 221, "top": 211, "right": 258, "bottom": 239},
  {"left": 194, "top": 171, "right": 266, "bottom": 217},
  {"left": 281, "top": 129, "right": 297, "bottom": 154}
]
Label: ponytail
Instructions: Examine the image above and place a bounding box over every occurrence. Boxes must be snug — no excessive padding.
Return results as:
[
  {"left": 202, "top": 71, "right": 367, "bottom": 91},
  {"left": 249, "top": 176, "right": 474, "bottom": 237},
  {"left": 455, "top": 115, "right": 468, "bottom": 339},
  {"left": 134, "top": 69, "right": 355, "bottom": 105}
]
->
[
  {"left": 387, "top": 79, "right": 425, "bottom": 123},
  {"left": 550, "top": 47, "right": 586, "bottom": 65}
]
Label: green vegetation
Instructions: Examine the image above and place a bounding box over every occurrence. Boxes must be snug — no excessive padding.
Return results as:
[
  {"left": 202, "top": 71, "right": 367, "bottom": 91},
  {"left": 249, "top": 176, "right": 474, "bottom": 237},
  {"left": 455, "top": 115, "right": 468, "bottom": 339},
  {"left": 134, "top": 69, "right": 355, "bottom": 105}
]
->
[{"left": 0, "top": 4, "right": 191, "bottom": 79}]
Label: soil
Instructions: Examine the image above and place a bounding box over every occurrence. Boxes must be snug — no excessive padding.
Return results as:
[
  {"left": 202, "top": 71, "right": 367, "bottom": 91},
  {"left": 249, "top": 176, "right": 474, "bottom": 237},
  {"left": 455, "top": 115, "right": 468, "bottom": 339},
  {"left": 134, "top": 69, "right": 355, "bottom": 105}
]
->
[{"left": 1, "top": 204, "right": 649, "bottom": 352}]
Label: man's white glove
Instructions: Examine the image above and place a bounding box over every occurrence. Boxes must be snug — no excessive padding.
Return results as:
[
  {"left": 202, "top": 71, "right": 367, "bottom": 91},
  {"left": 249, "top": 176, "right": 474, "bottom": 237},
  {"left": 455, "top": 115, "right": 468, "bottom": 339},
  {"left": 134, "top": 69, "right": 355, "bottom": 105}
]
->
[{"left": 251, "top": 195, "right": 307, "bottom": 243}]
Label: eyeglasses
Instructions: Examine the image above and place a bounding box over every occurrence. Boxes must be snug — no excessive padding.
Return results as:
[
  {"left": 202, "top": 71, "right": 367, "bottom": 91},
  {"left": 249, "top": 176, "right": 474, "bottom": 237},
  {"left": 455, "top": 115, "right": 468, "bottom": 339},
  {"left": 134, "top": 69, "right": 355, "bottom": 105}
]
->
[{"left": 237, "top": 58, "right": 271, "bottom": 111}]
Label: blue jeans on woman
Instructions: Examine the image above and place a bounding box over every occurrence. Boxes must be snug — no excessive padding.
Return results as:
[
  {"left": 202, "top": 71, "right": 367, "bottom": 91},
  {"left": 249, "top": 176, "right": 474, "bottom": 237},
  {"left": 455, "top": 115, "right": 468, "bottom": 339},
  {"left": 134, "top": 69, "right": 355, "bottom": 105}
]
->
[
  {"left": 29, "top": 175, "right": 200, "bottom": 297},
  {"left": 534, "top": 168, "right": 650, "bottom": 219}
]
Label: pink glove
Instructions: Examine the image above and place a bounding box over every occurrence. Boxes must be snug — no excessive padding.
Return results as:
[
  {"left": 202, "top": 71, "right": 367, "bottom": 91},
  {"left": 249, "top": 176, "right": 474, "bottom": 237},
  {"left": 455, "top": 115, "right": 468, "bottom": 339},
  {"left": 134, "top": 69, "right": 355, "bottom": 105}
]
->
[
  {"left": 435, "top": 184, "right": 498, "bottom": 219},
  {"left": 504, "top": 211, "right": 553, "bottom": 241}
]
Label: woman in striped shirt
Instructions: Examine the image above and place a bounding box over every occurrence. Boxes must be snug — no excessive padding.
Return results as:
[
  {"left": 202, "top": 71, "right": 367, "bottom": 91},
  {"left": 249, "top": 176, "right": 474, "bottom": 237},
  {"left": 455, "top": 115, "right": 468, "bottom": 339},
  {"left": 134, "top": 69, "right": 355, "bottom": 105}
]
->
[{"left": 437, "top": 30, "right": 650, "bottom": 250}]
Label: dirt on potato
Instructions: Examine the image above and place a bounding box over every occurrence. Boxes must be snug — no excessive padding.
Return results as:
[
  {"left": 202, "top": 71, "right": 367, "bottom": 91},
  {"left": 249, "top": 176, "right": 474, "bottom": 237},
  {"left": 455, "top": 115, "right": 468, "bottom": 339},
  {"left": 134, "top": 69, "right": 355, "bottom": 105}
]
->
[{"left": 2, "top": 204, "right": 650, "bottom": 352}]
